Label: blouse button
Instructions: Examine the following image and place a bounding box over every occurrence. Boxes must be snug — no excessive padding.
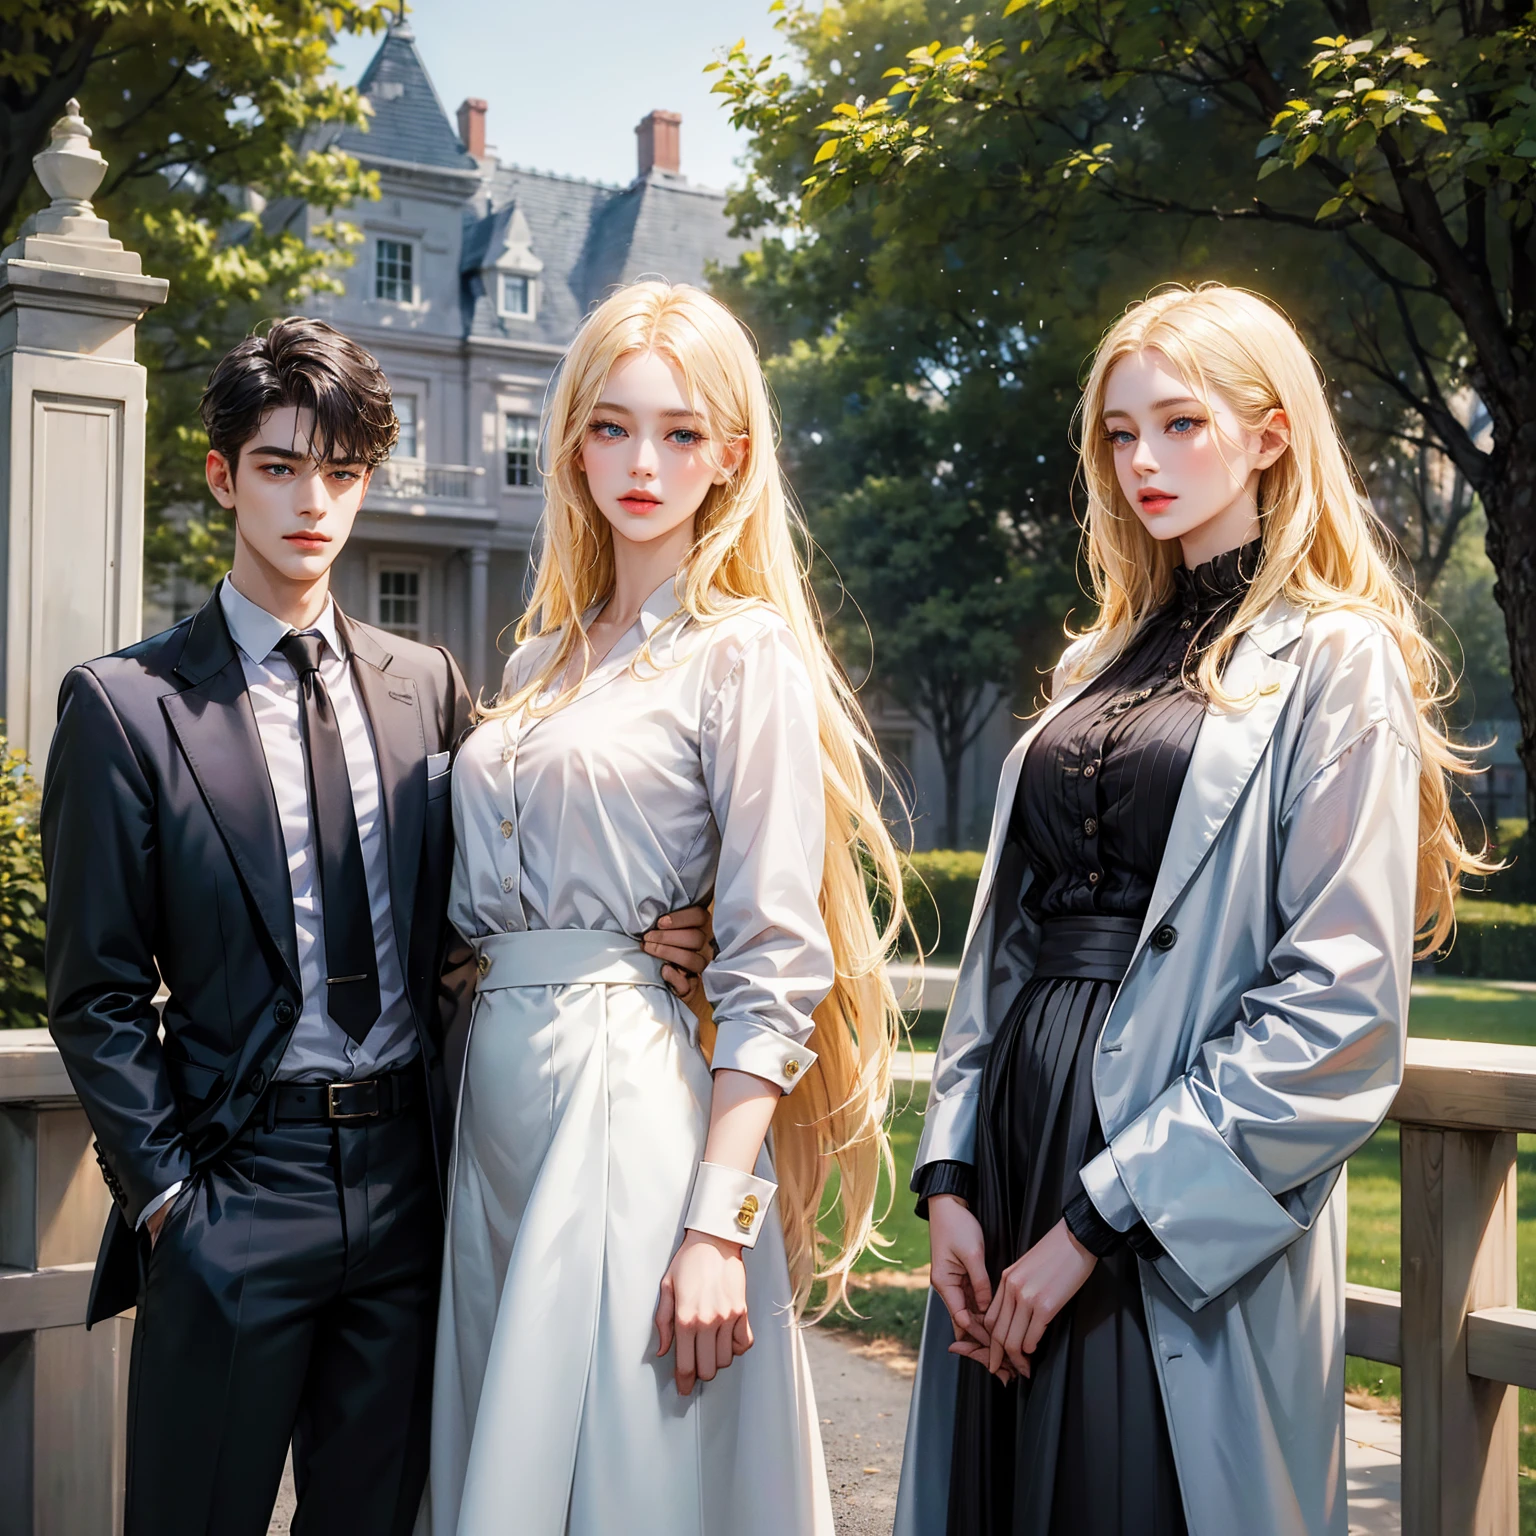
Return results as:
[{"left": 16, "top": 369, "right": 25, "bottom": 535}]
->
[
  {"left": 499, "top": 819, "right": 514, "bottom": 839},
  {"left": 1084, "top": 817, "right": 1098, "bottom": 837},
  {"left": 501, "top": 875, "right": 515, "bottom": 893},
  {"left": 1087, "top": 871, "right": 1100, "bottom": 885},
  {"left": 1180, "top": 617, "right": 1193, "bottom": 631},
  {"left": 1083, "top": 763, "right": 1097, "bottom": 779}
]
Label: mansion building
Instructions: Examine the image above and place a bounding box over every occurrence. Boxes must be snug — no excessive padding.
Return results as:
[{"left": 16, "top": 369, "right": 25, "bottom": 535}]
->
[{"left": 168, "top": 16, "right": 1014, "bottom": 848}]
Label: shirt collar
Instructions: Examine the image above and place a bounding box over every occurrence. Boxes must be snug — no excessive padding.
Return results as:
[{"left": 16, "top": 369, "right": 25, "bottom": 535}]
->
[
  {"left": 578, "top": 568, "right": 687, "bottom": 645},
  {"left": 219, "top": 576, "right": 345, "bottom": 668}
]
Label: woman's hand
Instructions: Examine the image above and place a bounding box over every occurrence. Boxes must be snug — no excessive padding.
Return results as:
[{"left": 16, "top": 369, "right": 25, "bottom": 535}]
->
[
  {"left": 654, "top": 1229, "right": 752, "bottom": 1397},
  {"left": 981, "top": 1217, "right": 1097, "bottom": 1380},
  {"left": 928, "top": 1194, "right": 994, "bottom": 1357},
  {"left": 643, "top": 905, "right": 714, "bottom": 1003}
]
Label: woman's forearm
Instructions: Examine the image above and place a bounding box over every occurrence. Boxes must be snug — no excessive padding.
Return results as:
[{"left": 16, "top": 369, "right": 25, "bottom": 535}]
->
[{"left": 702, "top": 1067, "right": 781, "bottom": 1174}]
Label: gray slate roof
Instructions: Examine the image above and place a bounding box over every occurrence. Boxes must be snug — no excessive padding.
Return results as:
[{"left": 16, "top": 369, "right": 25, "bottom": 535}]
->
[{"left": 337, "top": 21, "right": 477, "bottom": 173}]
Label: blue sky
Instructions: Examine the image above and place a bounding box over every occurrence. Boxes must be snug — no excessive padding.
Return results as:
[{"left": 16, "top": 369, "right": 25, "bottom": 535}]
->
[{"left": 331, "top": 1, "right": 785, "bottom": 190}]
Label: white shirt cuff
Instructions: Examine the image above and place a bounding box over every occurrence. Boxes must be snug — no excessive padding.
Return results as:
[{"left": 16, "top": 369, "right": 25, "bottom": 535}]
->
[
  {"left": 709, "top": 1020, "right": 817, "bottom": 1095},
  {"left": 684, "top": 1161, "right": 777, "bottom": 1249},
  {"left": 136, "top": 1181, "right": 184, "bottom": 1230}
]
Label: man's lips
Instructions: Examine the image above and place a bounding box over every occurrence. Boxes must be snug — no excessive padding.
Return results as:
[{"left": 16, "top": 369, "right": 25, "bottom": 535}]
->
[{"left": 284, "top": 532, "right": 331, "bottom": 548}]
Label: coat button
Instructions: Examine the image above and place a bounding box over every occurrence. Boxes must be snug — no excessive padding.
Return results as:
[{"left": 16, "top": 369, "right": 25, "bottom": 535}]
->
[
  {"left": 501, "top": 875, "right": 515, "bottom": 893},
  {"left": 246, "top": 1067, "right": 267, "bottom": 1095},
  {"left": 1152, "top": 924, "right": 1178, "bottom": 952},
  {"left": 274, "top": 999, "right": 295, "bottom": 1026},
  {"left": 1083, "top": 763, "right": 1097, "bottom": 778},
  {"left": 477, "top": 953, "right": 491, "bottom": 979},
  {"left": 500, "top": 819, "right": 514, "bottom": 839},
  {"left": 1083, "top": 817, "right": 1098, "bottom": 837}
]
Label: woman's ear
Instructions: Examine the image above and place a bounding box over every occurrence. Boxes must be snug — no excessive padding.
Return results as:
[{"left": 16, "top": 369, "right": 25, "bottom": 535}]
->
[
  {"left": 714, "top": 435, "right": 748, "bottom": 485},
  {"left": 1256, "top": 409, "right": 1290, "bottom": 470}
]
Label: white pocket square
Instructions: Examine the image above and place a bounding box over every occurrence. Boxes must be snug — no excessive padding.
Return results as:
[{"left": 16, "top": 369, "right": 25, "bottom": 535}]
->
[{"left": 426, "top": 751, "right": 451, "bottom": 778}]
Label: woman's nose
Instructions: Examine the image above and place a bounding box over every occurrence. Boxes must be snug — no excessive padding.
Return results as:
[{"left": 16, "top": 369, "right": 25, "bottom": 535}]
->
[
  {"left": 631, "top": 439, "right": 659, "bottom": 477},
  {"left": 1131, "top": 437, "right": 1159, "bottom": 475}
]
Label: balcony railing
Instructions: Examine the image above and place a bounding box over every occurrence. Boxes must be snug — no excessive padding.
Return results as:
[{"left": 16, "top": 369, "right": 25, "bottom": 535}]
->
[{"left": 371, "top": 459, "right": 488, "bottom": 507}]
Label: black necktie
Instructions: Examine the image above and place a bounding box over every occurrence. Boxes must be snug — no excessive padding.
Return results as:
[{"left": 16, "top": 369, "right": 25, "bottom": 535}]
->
[{"left": 277, "top": 631, "right": 381, "bottom": 1045}]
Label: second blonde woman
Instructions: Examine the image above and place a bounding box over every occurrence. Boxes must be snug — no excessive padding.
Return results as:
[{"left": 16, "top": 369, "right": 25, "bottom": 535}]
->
[{"left": 419, "top": 281, "right": 905, "bottom": 1536}]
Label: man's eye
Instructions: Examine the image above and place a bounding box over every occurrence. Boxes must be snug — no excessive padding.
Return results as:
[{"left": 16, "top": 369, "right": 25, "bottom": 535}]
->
[{"left": 262, "top": 463, "right": 293, "bottom": 476}]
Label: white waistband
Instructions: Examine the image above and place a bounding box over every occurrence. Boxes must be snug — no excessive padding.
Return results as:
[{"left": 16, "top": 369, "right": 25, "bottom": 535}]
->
[{"left": 471, "top": 929, "right": 668, "bottom": 991}]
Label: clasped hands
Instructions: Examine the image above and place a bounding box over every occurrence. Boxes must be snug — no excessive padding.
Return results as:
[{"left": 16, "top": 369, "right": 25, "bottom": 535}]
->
[{"left": 928, "top": 1194, "right": 1097, "bottom": 1384}]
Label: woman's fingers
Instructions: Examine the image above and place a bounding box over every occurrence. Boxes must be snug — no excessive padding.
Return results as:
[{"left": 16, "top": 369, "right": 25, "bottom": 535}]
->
[
  {"left": 674, "top": 1317, "right": 698, "bottom": 1396},
  {"left": 654, "top": 1277, "right": 675, "bottom": 1358},
  {"left": 1001, "top": 1295, "right": 1033, "bottom": 1376},
  {"left": 732, "top": 1311, "right": 754, "bottom": 1356},
  {"left": 660, "top": 962, "right": 699, "bottom": 999},
  {"left": 987, "top": 1289, "right": 1016, "bottom": 1377},
  {"left": 646, "top": 938, "right": 706, "bottom": 973},
  {"left": 1021, "top": 1295, "right": 1055, "bottom": 1357},
  {"left": 959, "top": 1240, "right": 993, "bottom": 1319}
]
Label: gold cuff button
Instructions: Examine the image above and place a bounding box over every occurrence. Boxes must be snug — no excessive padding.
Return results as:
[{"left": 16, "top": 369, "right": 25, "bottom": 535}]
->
[
  {"left": 476, "top": 953, "right": 491, "bottom": 979},
  {"left": 783, "top": 1059, "right": 801, "bottom": 1080},
  {"left": 735, "top": 1194, "right": 760, "bottom": 1232}
]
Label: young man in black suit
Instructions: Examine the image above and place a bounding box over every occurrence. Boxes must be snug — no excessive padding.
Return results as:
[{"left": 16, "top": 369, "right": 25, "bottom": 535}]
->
[{"left": 42, "top": 319, "right": 711, "bottom": 1536}]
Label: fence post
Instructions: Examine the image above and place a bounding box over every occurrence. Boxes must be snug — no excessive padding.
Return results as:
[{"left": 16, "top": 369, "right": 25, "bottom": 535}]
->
[
  {"left": 0, "top": 97, "right": 167, "bottom": 766},
  {"left": 1401, "top": 1125, "right": 1519, "bottom": 1535}
]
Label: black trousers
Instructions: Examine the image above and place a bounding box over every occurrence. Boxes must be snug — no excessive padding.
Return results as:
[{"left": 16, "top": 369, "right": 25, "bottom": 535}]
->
[{"left": 124, "top": 1095, "right": 442, "bottom": 1536}]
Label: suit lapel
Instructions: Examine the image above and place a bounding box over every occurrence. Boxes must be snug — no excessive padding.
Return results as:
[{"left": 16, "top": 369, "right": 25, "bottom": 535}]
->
[
  {"left": 1138, "top": 597, "right": 1308, "bottom": 943},
  {"left": 340, "top": 613, "right": 427, "bottom": 969},
  {"left": 161, "top": 594, "right": 300, "bottom": 991}
]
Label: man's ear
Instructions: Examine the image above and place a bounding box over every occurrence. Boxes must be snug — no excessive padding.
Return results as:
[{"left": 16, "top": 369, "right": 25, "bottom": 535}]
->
[{"left": 206, "top": 449, "right": 238, "bottom": 510}]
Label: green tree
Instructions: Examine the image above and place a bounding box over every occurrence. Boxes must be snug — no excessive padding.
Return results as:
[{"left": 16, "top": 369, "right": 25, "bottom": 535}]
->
[
  {"left": 716, "top": 0, "right": 1536, "bottom": 815},
  {"left": 816, "top": 473, "right": 1048, "bottom": 846},
  {"left": 0, "top": 744, "right": 46, "bottom": 1029},
  {"left": 1, "top": 1, "right": 395, "bottom": 592}
]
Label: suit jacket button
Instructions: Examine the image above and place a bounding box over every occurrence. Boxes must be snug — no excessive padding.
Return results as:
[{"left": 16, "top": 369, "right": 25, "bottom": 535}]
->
[
  {"left": 274, "top": 999, "right": 295, "bottom": 1026},
  {"left": 246, "top": 1067, "right": 267, "bottom": 1094},
  {"left": 1152, "top": 924, "right": 1178, "bottom": 952}
]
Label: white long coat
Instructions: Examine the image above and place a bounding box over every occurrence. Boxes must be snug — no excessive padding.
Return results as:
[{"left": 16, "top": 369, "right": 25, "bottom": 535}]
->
[{"left": 895, "top": 596, "right": 1421, "bottom": 1536}]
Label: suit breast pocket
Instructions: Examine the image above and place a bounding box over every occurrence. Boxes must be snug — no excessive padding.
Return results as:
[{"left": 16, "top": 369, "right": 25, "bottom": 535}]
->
[{"left": 426, "top": 769, "right": 453, "bottom": 803}]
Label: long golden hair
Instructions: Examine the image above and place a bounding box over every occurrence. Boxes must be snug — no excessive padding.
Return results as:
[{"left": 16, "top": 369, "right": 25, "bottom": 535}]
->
[
  {"left": 1070, "top": 283, "right": 1485, "bottom": 951},
  {"left": 486, "top": 281, "right": 906, "bottom": 1310}
]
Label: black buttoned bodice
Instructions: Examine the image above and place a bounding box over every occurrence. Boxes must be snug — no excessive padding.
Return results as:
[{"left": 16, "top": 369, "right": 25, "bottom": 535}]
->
[{"left": 1013, "top": 539, "right": 1261, "bottom": 921}]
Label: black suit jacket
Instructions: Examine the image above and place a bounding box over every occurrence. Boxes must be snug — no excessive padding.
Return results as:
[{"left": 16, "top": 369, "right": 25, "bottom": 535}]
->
[{"left": 42, "top": 586, "right": 473, "bottom": 1324}]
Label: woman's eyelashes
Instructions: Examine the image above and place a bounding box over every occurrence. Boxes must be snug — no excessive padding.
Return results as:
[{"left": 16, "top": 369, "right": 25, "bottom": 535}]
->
[
  {"left": 586, "top": 418, "right": 707, "bottom": 449},
  {"left": 1166, "top": 414, "right": 1205, "bottom": 436}
]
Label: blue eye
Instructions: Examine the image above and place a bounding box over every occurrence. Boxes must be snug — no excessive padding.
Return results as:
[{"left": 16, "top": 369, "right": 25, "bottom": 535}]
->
[
  {"left": 668, "top": 429, "right": 704, "bottom": 447},
  {"left": 1105, "top": 429, "right": 1135, "bottom": 447},
  {"left": 1169, "top": 415, "right": 1203, "bottom": 434},
  {"left": 589, "top": 420, "right": 627, "bottom": 439}
]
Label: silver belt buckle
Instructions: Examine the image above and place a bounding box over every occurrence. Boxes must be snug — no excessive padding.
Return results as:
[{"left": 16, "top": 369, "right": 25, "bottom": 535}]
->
[{"left": 327, "top": 1079, "right": 379, "bottom": 1122}]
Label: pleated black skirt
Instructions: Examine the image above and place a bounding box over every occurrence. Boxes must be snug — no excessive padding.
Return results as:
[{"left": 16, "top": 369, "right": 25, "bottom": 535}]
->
[{"left": 946, "top": 917, "right": 1186, "bottom": 1536}]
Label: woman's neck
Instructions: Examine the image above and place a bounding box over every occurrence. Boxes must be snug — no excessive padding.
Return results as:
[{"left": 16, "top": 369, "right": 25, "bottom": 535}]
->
[{"left": 602, "top": 516, "right": 696, "bottom": 631}]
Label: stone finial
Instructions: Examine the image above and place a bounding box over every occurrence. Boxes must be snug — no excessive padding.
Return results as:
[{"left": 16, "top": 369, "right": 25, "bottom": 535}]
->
[
  {"left": 1, "top": 98, "right": 142, "bottom": 274},
  {"left": 33, "top": 99, "right": 108, "bottom": 213}
]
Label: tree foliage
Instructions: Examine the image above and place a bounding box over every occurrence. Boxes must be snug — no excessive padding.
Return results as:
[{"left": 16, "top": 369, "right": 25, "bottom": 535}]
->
[
  {"left": 1, "top": 1, "right": 394, "bottom": 593},
  {"left": 714, "top": 0, "right": 1536, "bottom": 815},
  {"left": 0, "top": 744, "right": 46, "bottom": 1029}
]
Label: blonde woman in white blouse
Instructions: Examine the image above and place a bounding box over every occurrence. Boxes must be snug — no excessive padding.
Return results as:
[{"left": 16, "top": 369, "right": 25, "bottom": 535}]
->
[{"left": 418, "top": 283, "right": 908, "bottom": 1536}]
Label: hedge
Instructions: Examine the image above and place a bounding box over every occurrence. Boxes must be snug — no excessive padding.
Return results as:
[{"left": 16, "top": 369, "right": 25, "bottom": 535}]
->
[
  {"left": 1433, "top": 901, "right": 1536, "bottom": 982},
  {"left": 898, "top": 849, "right": 985, "bottom": 960}
]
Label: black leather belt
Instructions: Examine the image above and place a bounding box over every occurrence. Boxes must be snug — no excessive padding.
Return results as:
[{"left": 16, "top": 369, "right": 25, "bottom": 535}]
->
[
  {"left": 269, "top": 1068, "right": 421, "bottom": 1124},
  {"left": 1034, "top": 914, "right": 1144, "bottom": 983}
]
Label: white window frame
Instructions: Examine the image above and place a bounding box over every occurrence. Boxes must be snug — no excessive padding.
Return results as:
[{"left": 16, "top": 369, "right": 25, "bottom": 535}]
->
[
  {"left": 393, "top": 392, "right": 420, "bottom": 460},
  {"left": 369, "top": 556, "right": 430, "bottom": 640},
  {"left": 374, "top": 238, "right": 415, "bottom": 304},
  {"left": 497, "top": 270, "right": 536, "bottom": 320},
  {"left": 503, "top": 412, "right": 538, "bottom": 488}
]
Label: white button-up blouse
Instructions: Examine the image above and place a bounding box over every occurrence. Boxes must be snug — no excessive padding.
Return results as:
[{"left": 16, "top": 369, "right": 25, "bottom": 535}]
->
[{"left": 448, "top": 574, "right": 834, "bottom": 1088}]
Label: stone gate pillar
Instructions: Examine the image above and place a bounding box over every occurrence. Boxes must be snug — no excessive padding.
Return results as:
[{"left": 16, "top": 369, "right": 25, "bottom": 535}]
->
[{"left": 0, "top": 99, "right": 168, "bottom": 764}]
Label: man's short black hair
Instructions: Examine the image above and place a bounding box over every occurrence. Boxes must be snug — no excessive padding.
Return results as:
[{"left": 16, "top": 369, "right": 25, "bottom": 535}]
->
[{"left": 199, "top": 316, "right": 398, "bottom": 470}]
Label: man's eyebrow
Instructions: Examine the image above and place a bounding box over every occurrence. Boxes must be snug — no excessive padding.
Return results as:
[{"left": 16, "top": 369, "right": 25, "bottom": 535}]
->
[{"left": 247, "top": 444, "right": 366, "bottom": 467}]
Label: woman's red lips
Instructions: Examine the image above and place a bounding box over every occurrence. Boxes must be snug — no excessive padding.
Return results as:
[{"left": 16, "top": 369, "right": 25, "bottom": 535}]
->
[
  {"left": 619, "top": 493, "right": 661, "bottom": 510},
  {"left": 1138, "top": 490, "right": 1176, "bottom": 511}
]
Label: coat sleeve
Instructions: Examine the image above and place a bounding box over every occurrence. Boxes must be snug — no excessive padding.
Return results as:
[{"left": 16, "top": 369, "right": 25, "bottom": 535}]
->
[
  {"left": 699, "top": 619, "right": 834, "bottom": 1093},
  {"left": 43, "top": 665, "right": 192, "bottom": 1225},
  {"left": 1080, "top": 634, "right": 1419, "bottom": 1308}
]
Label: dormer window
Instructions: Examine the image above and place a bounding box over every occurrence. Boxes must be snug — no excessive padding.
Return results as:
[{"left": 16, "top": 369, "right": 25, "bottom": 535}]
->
[
  {"left": 498, "top": 271, "right": 535, "bottom": 319},
  {"left": 376, "top": 238, "right": 414, "bottom": 303}
]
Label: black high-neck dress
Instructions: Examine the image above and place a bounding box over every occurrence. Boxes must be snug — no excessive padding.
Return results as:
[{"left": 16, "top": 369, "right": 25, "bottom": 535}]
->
[{"left": 930, "top": 542, "right": 1262, "bottom": 1536}]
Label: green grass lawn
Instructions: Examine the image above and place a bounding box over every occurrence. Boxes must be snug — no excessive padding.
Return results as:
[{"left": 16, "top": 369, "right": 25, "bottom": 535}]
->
[{"left": 821, "top": 976, "right": 1536, "bottom": 1521}]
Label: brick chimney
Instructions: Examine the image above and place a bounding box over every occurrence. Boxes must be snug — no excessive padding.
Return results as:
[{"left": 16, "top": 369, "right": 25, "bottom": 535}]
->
[
  {"left": 636, "top": 110, "right": 682, "bottom": 179},
  {"left": 457, "top": 98, "right": 487, "bottom": 159}
]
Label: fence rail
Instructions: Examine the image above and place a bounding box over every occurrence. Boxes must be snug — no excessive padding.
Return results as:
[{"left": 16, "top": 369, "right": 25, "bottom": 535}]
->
[
  {"left": 376, "top": 459, "right": 487, "bottom": 503},
  {"left": 4, "top": 1024, "right": 1536, "bottom": 1533}
]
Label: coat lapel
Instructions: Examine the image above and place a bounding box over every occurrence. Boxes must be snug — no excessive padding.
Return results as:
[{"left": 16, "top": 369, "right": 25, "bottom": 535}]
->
[
  {"left": 339, "top": 612, "right": 427, "bottom": 969},
  {"left": 161, "top": 593, "right": 301, "bottom": 992},
  {"left": 1138, "top": 596, "right": 1308, "bottom": 943}
]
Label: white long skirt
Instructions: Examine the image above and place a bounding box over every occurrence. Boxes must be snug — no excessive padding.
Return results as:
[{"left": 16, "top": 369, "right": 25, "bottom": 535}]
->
[{"left": 419, "top": 930, "right": 833, "bottom": 1536}]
